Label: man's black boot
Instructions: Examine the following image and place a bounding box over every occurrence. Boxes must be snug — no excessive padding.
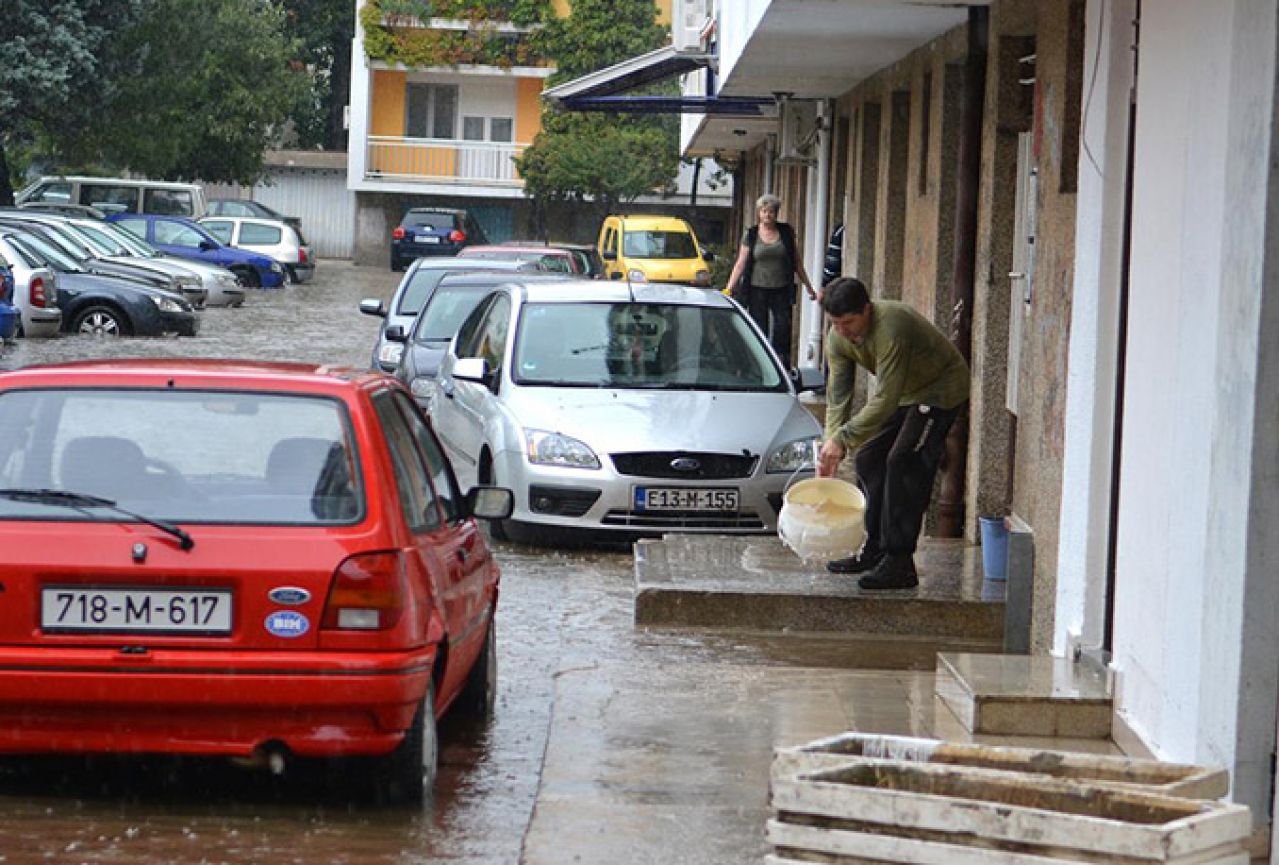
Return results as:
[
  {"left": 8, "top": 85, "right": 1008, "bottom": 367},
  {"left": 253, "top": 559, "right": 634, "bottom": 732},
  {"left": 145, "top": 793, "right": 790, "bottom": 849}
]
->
[
  {"left": 858, "top": 553, "right": 919, "bottom": 590},
  {"left": 826, "top": 550, "right": 882, "bottom": 574}
]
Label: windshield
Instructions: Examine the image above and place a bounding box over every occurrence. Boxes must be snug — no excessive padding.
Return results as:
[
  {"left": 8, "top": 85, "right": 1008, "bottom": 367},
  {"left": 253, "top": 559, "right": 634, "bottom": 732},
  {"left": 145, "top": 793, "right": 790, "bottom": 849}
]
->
[
  {"left": 11, "top": 232, "right": 83, "bottom": 273},
  {"left": 622, "top": 230, "right": 697, "bottom": 260},
  {"left": 395, "top": 269, "right": 451, "bottom": 316},
  {"left": 413, "top": 285, "right": 493, "bottom": 344},
  {"left": 74, "top": 221, "right": 133, "bottom": 256},
  {"left": 513, "top": 302, "right": 785, "bottom": 391},
  {"left": 102, "top": 222, "right": 162, "bottom": 258},
  {"left": 0, "top": 389, "right": 363, "bottom": 524}
]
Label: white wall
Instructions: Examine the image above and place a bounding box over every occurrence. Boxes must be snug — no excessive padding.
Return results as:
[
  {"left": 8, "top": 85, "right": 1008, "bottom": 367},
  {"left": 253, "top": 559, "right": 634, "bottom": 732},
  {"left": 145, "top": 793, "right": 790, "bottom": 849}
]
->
[
  {"left": 715, "top": 0, "right": 770, "bottom": 87},
  {"left": 1113, "top": 0, "right": 1278, "bottom": 816},
  {"left": 1053, "top": 0, "right": 1135, "bottom": 658}
]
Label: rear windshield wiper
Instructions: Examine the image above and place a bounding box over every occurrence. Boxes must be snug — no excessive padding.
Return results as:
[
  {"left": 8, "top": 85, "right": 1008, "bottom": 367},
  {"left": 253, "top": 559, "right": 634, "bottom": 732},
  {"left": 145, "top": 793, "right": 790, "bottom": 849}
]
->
[{"left": 0, "top": 488, "right": 195, "bottom": 551}]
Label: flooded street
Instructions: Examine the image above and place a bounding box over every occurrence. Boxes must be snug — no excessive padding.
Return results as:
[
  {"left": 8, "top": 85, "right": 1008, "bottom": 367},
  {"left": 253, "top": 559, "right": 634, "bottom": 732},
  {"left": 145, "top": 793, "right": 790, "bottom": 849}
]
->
[{"left": 0, "top": 263, "right": 931, "bottom": 864}]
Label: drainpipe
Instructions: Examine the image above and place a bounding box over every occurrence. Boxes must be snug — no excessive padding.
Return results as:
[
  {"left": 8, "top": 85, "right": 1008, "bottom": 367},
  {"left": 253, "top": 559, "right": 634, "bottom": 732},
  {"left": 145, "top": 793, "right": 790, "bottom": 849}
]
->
[
  {"left": 936, "top": 7, "right": 989, "bottom": 538},
  {"left": 765, "top": 133, "right": 777, "bottom": 192},
  {"left": 802, "top": 100, "right": 834, "bottom": 367}
]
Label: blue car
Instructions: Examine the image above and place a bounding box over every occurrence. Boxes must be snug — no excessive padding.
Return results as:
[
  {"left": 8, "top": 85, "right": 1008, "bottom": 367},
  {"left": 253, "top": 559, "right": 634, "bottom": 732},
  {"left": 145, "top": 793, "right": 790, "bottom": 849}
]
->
[{"left": 107, "top": 213, "right": 286, "bottom": 288}]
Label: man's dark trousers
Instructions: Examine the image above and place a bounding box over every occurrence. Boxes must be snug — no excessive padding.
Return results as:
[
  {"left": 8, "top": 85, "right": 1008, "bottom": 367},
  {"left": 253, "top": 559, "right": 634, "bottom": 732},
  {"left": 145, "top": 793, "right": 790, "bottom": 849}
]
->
[{"left": 854, "top": 403, "right": 962, "bottom": 557}]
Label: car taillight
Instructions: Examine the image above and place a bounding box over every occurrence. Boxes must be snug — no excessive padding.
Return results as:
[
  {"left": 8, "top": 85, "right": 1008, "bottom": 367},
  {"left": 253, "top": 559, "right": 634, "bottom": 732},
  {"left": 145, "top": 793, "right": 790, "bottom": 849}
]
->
[
  {"left": 449, "top": 230, "right": 465, "bottom": 243},
  {"left": 322, "top": 551, "right": 406, "bottom": 630},
  {"left": 298, "top": 247, "right": 307, "bottom": 264},
  {"left": 392, "top": 227, "right": 406, "bottom": 240},
  {"left": 29, "top": 276, "right": 49, "bottom": 308}
]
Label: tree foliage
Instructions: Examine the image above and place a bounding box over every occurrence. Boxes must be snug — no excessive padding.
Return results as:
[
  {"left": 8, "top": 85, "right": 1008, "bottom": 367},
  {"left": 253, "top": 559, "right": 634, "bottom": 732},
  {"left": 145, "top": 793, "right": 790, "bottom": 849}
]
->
[
  {"left": 515, "top": 0, "right": 676, "bottom": 213},
  {"left": 282, "top": 0, "right": 357, "bottom": 150},
  {"left": 0, "top": 0, "right": 306, "bottom": 204}
]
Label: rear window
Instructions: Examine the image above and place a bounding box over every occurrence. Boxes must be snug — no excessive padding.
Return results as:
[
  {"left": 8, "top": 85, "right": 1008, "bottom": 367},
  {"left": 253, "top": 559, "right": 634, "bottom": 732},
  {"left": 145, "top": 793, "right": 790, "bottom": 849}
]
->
[
  {"left": 0, "top": 389, "right": 363, "bottom": 525},
  {"left": 402, "top": 211, "right": 457, "bottom": 231},
  {"left": 145, "top": 188, "right": 195, "bottom": 216},
  {"left": 622, "top": 230, "right": 697, "bottom": 259},
  {"left": 240, "top": 223, "right": 282, "bottom": 245}
]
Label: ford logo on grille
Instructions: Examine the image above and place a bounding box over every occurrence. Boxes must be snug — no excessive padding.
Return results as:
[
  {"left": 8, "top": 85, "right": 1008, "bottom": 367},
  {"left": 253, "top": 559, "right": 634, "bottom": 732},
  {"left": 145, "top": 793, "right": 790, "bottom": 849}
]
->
[{"left": 670, "top": 457, "right": 701, "bottom": 472}]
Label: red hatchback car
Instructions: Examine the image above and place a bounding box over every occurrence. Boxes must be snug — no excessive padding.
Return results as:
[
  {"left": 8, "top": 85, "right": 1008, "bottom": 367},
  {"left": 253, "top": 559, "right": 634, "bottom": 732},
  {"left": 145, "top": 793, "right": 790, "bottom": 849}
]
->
[{"left": 0, "top": 359, "right": 513, "bottom": 803}]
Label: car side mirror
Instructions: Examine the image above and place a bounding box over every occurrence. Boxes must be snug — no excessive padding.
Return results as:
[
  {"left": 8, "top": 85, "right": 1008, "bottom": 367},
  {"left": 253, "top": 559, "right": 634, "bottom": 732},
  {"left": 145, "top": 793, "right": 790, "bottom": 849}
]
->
[
  {"left": 199, "top": 240, "right": 216, "bottom": 251},
  {"left": 701, "top": 247, "right": 716, "bottom": 262},
  {"left": 466, "top": 486, "right": 514, "bottom": 521},
  {"left": 601, "top": 249, "right": 617, "bottom": 261},
  {"left": 359, "top": 298, "right": 386, "bottom": 318},
  {"left": 790, "top": 365, "right": 826, "bottom": 394},
  {"left": 453, "top": 356, "right": 494, "bottom": 388},
  {"left": 385, "top": 325, "right": 407, "bottom": 343}
]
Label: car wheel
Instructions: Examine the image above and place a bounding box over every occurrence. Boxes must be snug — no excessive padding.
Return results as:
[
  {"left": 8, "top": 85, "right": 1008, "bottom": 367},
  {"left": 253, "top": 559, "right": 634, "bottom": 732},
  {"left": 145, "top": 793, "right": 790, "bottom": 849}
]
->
[
  {"left": 371, "top": 679, "right": 438, "bottom": 806},
  {"left": 456, "top": 616, "right": 497, "bottom": 718},
  {"left": 232, "top": 267, "right": 261, "bottom": 288},
  {"left": 72, "top": 305, "right": 131, "bottom": 337}
]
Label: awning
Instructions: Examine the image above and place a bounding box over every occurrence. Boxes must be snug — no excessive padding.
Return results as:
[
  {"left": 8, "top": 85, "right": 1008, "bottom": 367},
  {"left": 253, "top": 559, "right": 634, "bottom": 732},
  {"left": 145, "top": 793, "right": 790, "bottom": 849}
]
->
[{"left": 542, "top": 44, "right": 772, "bottom": 117}]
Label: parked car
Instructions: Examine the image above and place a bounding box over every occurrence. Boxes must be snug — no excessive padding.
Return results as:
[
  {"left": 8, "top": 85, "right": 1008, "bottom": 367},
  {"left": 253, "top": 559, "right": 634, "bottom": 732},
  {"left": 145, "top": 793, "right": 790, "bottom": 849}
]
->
[
  {"left": 2, "top": 228, "right": 197, "bottom": 337},
  {"left": 359, "top": 257, "right": 534, "bottom": 373},
  {"left": 18, "top": 202, "right": 107, "bottom": 220},
  {"left": 0, "top": 212, "right": 207, "bottom": 307},
  {"left": 392, "top": 272, "right": 577, "bottom": 409},
  {"left": 430, "top": 279, "right": 823, "bottom": 542},
  {"left": 17, "top": 176, "right": 207, "bottom": 218},
  {"left": 0, "top": 231, "right": 62, "bottom": 337},
  {"left": 499, "top": 241, "right": 605, "bottom": 279},
  {"left": 596, "top": 214, "right": 713, "bottom": 286},
  {"left": 457, "top": 244, "right": 580, "bottom": 274},
  {"left": 70, "top": 217, "right": 244, "bottom": 308},
  {"left": 206, "top": 198, "right": 303, "bottom": 233},
  {"left": 0, "top": 359, "right": 513, "bottom": 802},
  {"left": 390, "top": 208, "right": 488, "bottom": 271},
  {"left": 199, "top": 215, "right": 314, "bottom": 283},
  {"left": 108, "top": 214, "right": 286, "bottom": 288}
]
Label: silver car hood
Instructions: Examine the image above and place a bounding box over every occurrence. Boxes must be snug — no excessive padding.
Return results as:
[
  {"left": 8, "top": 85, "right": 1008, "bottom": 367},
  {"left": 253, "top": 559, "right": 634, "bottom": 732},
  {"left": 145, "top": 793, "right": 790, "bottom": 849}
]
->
[{"left": 503, "top": 386, "right": 821, "bottom": 455}]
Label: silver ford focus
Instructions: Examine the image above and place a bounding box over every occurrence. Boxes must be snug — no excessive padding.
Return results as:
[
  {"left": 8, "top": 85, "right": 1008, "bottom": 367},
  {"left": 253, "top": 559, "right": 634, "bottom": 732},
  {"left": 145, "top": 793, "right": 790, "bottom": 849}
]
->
[{"left": 430, "top": 278, "right": 823, "bottom": 542}]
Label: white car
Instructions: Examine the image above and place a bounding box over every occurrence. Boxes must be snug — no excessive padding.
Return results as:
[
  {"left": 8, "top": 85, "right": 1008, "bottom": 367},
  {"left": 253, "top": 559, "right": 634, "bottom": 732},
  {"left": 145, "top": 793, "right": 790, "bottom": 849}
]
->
[
  {"left": 0, "top": 230, "right": 62, "bottom": 337},
  {"left": 70, "top": 217, "right": 245, "bottom": 307},
  {"left": 199, "top": 215, "right": 314, "bottom": 284},
  {"left": 430, "top": 278, "right": 824, "bottom": 542}
]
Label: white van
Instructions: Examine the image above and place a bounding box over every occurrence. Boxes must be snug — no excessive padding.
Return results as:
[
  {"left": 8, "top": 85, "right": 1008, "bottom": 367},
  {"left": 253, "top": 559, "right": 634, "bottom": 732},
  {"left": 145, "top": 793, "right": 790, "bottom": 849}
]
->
[{"left": 16, "top": 176, "right": 208, "bottom": 219}]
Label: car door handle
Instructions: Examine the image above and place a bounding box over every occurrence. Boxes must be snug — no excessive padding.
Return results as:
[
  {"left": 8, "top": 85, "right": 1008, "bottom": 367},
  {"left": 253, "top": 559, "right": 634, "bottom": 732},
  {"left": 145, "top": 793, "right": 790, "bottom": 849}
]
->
[{"left": 440, "top": 380, "right": 454, "bottom": 399}]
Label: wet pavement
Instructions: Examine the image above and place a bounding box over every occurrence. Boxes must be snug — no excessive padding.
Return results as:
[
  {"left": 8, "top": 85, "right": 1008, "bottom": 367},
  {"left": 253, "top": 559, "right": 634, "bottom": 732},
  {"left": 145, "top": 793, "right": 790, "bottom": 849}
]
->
[{"left": 0, "top": 262, "right": 1084, "bottom": 864}]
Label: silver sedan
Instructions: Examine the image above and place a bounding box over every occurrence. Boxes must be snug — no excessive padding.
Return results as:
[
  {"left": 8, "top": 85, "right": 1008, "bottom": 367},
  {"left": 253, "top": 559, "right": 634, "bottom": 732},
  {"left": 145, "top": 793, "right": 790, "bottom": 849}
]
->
[{"left": 429, "top": 279, "right": 823, "bottom": 541}]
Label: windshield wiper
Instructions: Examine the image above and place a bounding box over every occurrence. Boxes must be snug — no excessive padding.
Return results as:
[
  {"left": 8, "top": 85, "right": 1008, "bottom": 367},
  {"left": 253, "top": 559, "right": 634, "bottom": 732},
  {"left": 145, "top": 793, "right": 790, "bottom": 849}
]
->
[{"left": 0, "top": 488, "right": 195, "bottom": 551}]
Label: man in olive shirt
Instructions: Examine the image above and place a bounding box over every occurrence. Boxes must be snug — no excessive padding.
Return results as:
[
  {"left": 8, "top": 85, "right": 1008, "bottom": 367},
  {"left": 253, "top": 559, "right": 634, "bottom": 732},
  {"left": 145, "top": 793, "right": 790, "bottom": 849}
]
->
[{"left": 816, "top": 278, "right": 970, "bottom": 589}]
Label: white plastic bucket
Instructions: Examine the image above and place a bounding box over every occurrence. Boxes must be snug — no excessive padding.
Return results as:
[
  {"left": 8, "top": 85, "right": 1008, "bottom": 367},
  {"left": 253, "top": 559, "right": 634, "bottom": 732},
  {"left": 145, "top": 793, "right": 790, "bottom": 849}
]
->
[{"left": 777, "top": 477, "right": 867, "bottom": 561}]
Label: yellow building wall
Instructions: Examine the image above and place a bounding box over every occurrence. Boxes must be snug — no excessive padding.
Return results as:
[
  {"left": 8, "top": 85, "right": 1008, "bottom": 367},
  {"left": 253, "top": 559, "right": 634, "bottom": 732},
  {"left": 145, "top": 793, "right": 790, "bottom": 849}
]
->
[
  {"left": 655, "top": 0, "right": 670, "bottom": 26},
  {"left": 368, "top": 69, "right": 456, "bottom": 177},
  {"left": 516, "top": 78, "right": 544, "bottom": 144}
]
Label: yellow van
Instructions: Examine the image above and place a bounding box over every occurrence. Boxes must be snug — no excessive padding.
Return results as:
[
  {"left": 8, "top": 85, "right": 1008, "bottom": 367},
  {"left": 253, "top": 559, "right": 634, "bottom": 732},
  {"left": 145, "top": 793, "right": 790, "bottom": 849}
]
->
[{"left": 596, "top": 215, "right": 712, "bottom": 286}]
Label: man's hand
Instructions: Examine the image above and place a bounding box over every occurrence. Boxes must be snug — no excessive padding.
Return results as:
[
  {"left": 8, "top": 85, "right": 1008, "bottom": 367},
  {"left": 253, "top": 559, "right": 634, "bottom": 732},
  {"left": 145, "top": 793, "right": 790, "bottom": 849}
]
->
[{"left": 817, "top": 438, "right": 846, "bottom": 478}]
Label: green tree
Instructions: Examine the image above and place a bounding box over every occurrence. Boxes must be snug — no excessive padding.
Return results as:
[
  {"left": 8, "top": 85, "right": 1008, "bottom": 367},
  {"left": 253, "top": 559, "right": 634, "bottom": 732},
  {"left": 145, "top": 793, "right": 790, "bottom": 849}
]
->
[
  {"left": 94, "top": 0, "right": 307, "bottom": 182},
  {"left": 515, "top": 0, "right": 677, "bottom": 221},
  {"left": 282, "top": 0, "right": 356, "bottom": 150},
  {"left": 0, "top": 0, "right": 143, "bottom": 204}
]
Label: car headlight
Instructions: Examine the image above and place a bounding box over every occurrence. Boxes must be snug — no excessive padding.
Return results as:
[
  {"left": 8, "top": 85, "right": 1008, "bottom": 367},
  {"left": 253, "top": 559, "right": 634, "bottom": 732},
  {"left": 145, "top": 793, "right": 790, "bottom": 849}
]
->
[
  {"left": 215, "top": 272, "right": 239, "bottom": 287},
  {"left": 626, "top": 269, "right": 648, "bottom": 283},
  {"left": 693, "top": 270, "right": 711, "bottom": 286},
  {"left": 149, "top": 294, "right": 187, "bottom": 313},
  {"left": 766, "top": 436, "right": 820, "bottom": 473},
  {"left": 376, "top": 341, "right": 404, "bottom": 367},
  {"left": 177, "top": 275, "right": 201, "bottom": 289},
  {"left": 524, "top": 429, "right": 600, "bottom": 469}
]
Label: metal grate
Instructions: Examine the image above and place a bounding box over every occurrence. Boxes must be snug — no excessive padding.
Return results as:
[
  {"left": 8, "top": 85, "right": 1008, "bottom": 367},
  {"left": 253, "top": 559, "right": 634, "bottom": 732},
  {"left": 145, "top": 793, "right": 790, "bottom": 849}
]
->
[{"left": 610, "top": 451, "right": 757, "bottom": 480}]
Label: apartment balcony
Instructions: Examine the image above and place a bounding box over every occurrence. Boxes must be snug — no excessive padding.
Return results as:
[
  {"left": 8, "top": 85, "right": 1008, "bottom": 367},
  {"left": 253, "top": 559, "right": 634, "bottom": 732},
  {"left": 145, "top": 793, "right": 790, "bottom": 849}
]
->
[{"left": 365, "top": 136, "right": 527, "bottom": 187}]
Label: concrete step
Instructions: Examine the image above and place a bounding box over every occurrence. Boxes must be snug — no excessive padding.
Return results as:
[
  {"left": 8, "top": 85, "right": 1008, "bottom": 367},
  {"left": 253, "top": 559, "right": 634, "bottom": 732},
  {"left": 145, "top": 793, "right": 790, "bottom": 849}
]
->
[
  {"left": 633, "top": 535, "right": 1005, "bottom": 648},
  {"left": 935, "top": 651, "right": 1113, "bottom": 738}
]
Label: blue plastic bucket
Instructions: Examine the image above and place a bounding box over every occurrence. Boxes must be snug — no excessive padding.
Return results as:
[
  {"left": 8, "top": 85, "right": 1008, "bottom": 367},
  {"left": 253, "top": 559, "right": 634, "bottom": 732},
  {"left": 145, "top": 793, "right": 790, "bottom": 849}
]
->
[{"left": 979, "top": 516, "right": 1009, "bottom": 582}]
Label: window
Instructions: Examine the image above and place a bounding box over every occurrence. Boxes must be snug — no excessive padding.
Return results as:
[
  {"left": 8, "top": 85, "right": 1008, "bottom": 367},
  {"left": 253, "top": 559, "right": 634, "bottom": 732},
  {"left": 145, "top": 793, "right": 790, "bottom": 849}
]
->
[
  {"left": 463, "top": 116, "right": 485, "bottom": 141},
  {"left": 153, "top": 220, "right": 207, "bottom": 248},
  {"left": 30, "top": 182, "right": 72, "bottom": 203},
  {"left": 393, "top": 394, "right": 462, "bottom": 523},
  {"left": 202, "top": 220, "right": 234, "bottom": 244},
  {"left": 373, "top": 392, "right": 440, "bottom": 531},
  {"left": 240, "top": 223, "right": 282, "bottom": 245},
  {"left": 455, "top": 295, "right": 498, "bottom": 358},
  {"left": 81, "top": 184, "right": 140, "bottom": 214},
  {"left": 145, "top": 189, "right": 194, "bottom": 216},
  {"left": 490, "top": 118, "right": 513, "bottom": 143},
  {"left": 475, "top": 296, "right": 511, "bottom": 374},
  {"left": 406, "top": 83, "right": 458, "bottom": 139}
]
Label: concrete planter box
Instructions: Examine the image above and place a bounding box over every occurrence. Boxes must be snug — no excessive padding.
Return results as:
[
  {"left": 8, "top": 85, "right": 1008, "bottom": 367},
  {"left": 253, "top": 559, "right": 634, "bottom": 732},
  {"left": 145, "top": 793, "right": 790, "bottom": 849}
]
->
[
  {"left": 769, "top": 760, "right": 1251, "bottom": 864},
  {"left": 772, "top": 732, "right": 1229, "bottom": 799}
]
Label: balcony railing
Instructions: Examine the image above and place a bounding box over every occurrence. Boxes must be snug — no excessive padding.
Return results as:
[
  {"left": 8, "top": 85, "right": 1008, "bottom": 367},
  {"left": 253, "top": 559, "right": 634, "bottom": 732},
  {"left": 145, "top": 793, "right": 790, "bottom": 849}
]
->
[{"left": 366, "top": 136, "right": 526, "bottom": 185}]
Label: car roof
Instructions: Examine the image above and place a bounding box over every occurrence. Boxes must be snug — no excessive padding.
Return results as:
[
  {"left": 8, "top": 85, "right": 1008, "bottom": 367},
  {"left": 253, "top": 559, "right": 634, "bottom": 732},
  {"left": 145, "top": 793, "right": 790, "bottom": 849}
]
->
[
  {"left": 30, "top": 176, "right": 200, "bottom": 191},
  {"left": 0, "top": 359, "right": 387, "bottom": 393},
  {"left": 407, "top": 257, "right": 525, "bottom": 272},
  {"left": 506, "top": 278, "right": 733, "bottom": 306},
  {"left": 438, "top": 271, "right": 573, "bottom": 288},
  {"left": 609, "top": 215, "right": 694, "bottom": 231},
  {"left": 466, "top": 244, "right": 571, "bottom": 256},
  {"left": 200, "top": 215, "right": 291, "bottom": 228}
]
